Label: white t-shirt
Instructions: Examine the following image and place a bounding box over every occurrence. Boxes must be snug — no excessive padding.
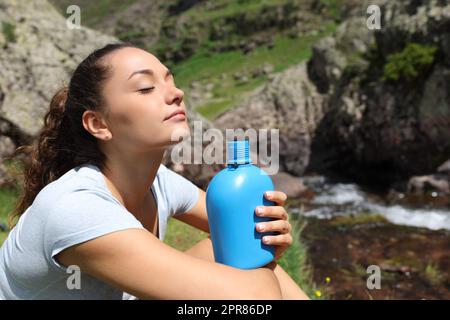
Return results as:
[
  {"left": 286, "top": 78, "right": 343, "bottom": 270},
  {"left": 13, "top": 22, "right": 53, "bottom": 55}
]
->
[{"left": 0, "top": 163, "right": 199, "bottom": 299}]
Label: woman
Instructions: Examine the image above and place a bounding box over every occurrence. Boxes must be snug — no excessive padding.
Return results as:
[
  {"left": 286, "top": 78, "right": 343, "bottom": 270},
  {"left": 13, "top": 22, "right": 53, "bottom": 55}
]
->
[{"left": 0, "top": 43, "right": 309, "bottom": 300}]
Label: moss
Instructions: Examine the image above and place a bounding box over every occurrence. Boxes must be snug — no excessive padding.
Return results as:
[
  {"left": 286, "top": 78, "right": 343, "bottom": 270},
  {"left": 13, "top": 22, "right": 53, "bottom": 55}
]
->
[
  {"left": 381, "top": 43, "right": 438, "bottom": 82},
  {"left": 2, "top": 21, "right": 16, "bottom": 43}
]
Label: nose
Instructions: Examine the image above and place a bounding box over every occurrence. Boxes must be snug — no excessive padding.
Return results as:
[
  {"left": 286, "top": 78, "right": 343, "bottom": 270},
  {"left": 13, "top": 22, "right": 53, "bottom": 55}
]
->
[{"left": 167, "top": 85, "right": 184, "bottom": 106}]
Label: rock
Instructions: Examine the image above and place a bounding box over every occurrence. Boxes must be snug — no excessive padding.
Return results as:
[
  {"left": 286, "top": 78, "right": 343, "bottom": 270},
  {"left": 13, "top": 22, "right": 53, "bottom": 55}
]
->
[
  {"left": 0, "top": 222, "right": 8, "bottom": 232},
  {"left": 307, "top": 17, "right": 374, "bottom": 93},
  {"left": 308, "top": 37, "right": 346, "bottom": 93},
  {"left": 0, "top": 0, "right": 117, "bottom": 185},
  {"left": 437, "top": 160, "right": 450, "bottom": 175},
  {"left": 0, "top": 0, "right": 218, "bottom": 189},
  {"left": 408, "top": 175, "right": 450, "bottom": 195},
  {"left": 231, "top": 72, "right": 249, "bottom": 84},
  {"left": 407, "top": 159, "right": 450, "bottom": 195},
  {"left": 309, "top": 1, "right": 450, "bottom": 186},
  {"left": 215, "top": 63, "right": 326, "bottom": 176},
  {"left": 251, "top": 63, "right": 274, "bottom": 78},
  {"left": 0, "top": 0, "right": 116, "bottom": 136},
  {"left": 271, "top": 172, "right": 308, "bottom": 198},
  {"left": 0, "top": 135, "right": 15, "bottom": 187}
]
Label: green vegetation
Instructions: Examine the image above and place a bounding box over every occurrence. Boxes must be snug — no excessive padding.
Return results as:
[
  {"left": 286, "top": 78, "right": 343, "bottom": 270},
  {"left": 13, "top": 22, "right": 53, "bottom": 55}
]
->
[
  {"left": 329, "top": 213, "right": 388, "bottom": 227},
  {"left": 317, "top": 0, "right": 342, "bottom": 21},
  {"left": 182, "top": 0, "right": 294, "bottom": 21},
  {"left": 172, "top": 23, "right": 336, "bottom": 119},
  {"left": 424, "top": 263, "right": 444, "bottom": 286},
  {"left": 50, "top": 0, "right": 140, "bottom": 27},
  {"left": 382, "top": 43, "right": 438, "bottom": 82},
  {"left": 277, "top": 214, "right": 323, "bottom": 299},
  {"left": 2, "top": 21, "right": 16, "bottom": 43},
  {"left": 0, "top": 187, "right": 18, "bottom": 242},
  {"left": 50, "top": 0, "right": 337, "bottom": 120},
  {"left": 163, "top": 217, "right": 210, "bottom": 252}
]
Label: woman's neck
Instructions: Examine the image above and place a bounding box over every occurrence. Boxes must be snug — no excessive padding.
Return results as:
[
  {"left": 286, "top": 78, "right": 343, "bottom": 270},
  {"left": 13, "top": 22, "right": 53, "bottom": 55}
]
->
[{"left": 100, "top": 149, "right": 166, "bottom": 216}]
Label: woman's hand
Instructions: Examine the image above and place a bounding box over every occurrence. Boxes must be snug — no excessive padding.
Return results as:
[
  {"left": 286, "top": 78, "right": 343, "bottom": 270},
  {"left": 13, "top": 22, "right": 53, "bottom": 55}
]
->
[{"left": 255, "top": 191, "right": 293, "bottom": 261}]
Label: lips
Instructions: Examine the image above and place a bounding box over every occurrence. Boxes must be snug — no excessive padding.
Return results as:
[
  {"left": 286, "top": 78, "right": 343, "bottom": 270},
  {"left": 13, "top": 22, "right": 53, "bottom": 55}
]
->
[{"left": 164, "top": 109, "right": 186, "bottom": 121}]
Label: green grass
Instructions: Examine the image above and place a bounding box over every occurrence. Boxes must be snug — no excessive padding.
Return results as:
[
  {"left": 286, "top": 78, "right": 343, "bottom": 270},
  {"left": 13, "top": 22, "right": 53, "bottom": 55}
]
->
[
  {"left": 182, "top": 0, "right": 294, "bottom": 21},
  {"left": 163, "top": 217, "right": 210, "bottom": 251},
  {"left": 0, "top": 187, "right": 19, "bottom": 244},
  {"left": 278, "top": 214, "right": 325, "bottom": 299}
]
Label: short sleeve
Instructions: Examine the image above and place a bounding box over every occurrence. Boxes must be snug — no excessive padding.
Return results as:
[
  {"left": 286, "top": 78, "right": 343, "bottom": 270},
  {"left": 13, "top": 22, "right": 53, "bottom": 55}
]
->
[
  {"left": 43, "top": 189, "right": 144, "bottom": 272},
  {"left": 161, "top": 166, "right": 200, "bottom": 216}
]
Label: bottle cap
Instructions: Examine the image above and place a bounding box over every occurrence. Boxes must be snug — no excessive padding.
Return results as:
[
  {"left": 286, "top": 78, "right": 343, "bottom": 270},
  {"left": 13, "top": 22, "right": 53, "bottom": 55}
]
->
[{"left": 227, "top": 138, "right": 252, "bottom": 165}]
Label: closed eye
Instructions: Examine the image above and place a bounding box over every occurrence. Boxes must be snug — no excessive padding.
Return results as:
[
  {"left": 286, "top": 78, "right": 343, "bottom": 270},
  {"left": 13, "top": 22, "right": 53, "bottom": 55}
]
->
[{"left": 138, "top": 87, "right": 155, "bottom": 94}]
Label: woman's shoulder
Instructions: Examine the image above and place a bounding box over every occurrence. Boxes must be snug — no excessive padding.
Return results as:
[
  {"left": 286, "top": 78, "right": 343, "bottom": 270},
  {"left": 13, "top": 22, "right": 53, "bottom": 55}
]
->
[
  {"left": 32, "top": 163, "right": 120, "bottom": 215},
  {"left": 154, "top": 163, "right": 200, "bottom": 216}
]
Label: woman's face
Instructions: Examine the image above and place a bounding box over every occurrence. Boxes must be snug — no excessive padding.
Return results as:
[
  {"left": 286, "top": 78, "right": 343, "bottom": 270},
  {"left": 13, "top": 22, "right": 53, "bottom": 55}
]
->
[{"left": 99, "top": 47, "right": 190, "bottom": 154}]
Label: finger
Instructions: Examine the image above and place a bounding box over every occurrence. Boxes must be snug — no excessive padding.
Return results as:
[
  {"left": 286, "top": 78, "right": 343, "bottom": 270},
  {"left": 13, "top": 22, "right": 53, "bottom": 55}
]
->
[
  {"left": 255, "top": 205, "right": 288, "bottom": 220},
  {"left": 264, "top": 191, "right": 287, "bottom": 206},
  {"left": 256, "top": 220, "right": 291, "bottom": 234},
  {"left": 262, "top": 233, "right": 293, "bottom": 246}
]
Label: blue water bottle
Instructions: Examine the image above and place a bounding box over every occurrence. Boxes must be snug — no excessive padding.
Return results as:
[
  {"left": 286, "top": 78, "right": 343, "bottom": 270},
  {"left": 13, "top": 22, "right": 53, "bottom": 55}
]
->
[{"left": 206, "top": 138, "right": 276, "bottom": 269}]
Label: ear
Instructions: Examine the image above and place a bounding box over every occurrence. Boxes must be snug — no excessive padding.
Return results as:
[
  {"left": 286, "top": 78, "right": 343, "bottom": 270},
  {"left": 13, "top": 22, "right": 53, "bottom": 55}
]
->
[{"left": 82, "top": 110, "right": 111, "bottom": 141}]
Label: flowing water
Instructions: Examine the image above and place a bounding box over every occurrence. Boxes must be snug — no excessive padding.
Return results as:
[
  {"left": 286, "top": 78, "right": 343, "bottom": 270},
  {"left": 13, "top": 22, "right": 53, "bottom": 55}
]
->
[
  {"left": 293, "top": 176, "right": 450, "bottom": 231},
  {"left": 287, "top": 176, "right": 450, "bottom": 299}
]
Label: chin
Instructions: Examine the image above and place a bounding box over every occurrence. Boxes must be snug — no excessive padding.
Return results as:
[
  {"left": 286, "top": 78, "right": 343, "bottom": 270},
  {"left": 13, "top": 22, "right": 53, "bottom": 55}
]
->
[{"left": 169, "top": 125, "right": 191, "bottom": 144}]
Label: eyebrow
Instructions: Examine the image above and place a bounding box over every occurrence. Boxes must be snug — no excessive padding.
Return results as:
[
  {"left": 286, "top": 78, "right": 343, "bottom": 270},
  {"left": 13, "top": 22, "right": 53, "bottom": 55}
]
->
[{"left": 128, "top": 68, "right": 172, "bottom": 80}]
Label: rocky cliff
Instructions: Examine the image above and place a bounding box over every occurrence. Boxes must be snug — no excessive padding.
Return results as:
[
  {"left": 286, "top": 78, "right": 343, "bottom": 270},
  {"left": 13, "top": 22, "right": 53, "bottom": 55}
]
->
[{"left": 216, "top": 0, "right": 450, "bottom": 191}]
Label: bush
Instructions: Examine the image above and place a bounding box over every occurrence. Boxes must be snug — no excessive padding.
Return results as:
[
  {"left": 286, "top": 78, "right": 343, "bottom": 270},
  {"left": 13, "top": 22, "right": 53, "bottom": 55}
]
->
[{"left": 382, "top": 43, "right": 438, "bottom": 82}]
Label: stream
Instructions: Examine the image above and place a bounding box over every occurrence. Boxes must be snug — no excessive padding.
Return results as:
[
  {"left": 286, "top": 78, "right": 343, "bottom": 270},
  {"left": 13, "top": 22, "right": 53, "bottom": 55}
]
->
[
  {"left": 297, "top": 176, "right": 450, "bottom": 231},
  {"left": 287, "top": 176, "right": 450, "bottom": 300}
]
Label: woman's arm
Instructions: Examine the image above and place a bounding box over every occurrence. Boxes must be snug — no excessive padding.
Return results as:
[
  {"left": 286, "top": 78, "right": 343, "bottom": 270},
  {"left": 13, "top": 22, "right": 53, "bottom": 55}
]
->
[
  {"left": 173, "top": 188, "right": 210, "bottom": 233},
  {"left": 56, "top": 228, "right": 282, "bottom": 300},
  {"left": 176, "top": 187, "right": 310, "bottom": 300}
]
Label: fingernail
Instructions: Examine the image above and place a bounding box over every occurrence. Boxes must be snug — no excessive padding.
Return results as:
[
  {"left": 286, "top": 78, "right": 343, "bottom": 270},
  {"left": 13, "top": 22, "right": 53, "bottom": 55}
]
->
[
  {"left": 265, "top": 191, "right": 273, "bottom": 198},
  {"left": 257, "top": 224, "right": 265, "bottom": 231},
  {"left": 263, "top": 237, "right": 270, "bottom": 244},
  {"left": 256, "top": 207, "right": 264, "bottom": 215}
]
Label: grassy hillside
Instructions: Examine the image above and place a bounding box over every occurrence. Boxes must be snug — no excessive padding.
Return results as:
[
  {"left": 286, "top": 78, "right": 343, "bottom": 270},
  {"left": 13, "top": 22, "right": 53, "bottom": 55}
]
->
[{"left": 50, "top": 0, "right": 339, "bottom": 119}]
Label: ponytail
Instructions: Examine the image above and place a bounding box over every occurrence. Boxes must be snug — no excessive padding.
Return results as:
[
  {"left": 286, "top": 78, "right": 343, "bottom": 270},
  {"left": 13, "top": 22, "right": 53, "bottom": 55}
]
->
[
  {"left": 9, "top": 86, "right": 74, "bottom": 227},
  {"left": 8, "top": 42, "right": 134, "bottom": 228}
]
